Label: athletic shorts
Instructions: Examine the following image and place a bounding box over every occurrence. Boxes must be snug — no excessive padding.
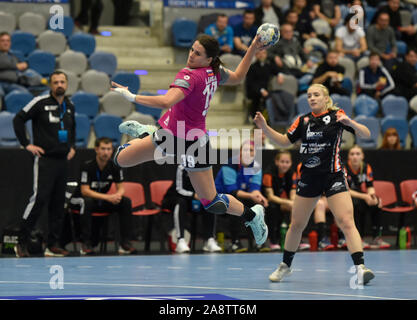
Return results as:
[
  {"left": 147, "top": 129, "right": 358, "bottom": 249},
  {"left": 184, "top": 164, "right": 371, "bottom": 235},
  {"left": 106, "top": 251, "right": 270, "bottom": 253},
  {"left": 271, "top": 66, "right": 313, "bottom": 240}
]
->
[
  {"left": 151, "top": 127, "right": 213, "bottom": 171},
  {"left": 296, "top": 170, "right": 349, "bottom": 198}
]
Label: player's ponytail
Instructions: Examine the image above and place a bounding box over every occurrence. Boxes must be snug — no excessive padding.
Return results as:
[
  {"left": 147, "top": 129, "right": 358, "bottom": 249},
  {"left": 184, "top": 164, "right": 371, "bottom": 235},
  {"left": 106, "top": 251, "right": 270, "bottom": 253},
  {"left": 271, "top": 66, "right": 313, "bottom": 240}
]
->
[{"left": 197, "top": 34, "right": 223, "bottom": 74}]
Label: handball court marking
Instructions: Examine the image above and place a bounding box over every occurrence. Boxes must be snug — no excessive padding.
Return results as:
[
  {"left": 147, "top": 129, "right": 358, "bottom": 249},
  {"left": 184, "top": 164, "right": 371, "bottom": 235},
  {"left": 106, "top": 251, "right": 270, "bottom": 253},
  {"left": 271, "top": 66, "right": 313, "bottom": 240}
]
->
[{"left": 0, "top": 280, "right": 409, "bottom": 300}]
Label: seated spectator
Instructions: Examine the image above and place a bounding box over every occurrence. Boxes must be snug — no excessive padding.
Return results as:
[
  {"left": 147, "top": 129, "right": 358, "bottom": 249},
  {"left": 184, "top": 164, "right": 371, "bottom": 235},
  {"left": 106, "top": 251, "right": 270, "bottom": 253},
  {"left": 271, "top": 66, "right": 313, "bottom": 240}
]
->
[
  {"left": 345, "top": 145, "right": 391, "bottom": 249},
  {"left": 372, "top": 0, "right": 417, "bottom": 45},
  {"left": 233, "top": 9, "right": 258, "bottom": 57},
  {"left": 161, "top": 165, "right": 221, "bottom": 254},
  {"left": 367, "top": 12, "right": 398, "bottom": 71},
  {"left": 392, "top": 47, "right": 417, "bottom": 101},
  {"left": 358, "top": 52, "right": 395, "bottom": 100},
  {"left": 284, "top": 8, "right": 316, "bottom": 45},
  {"left": 262, "top": 151, "right": 295, "bottom": 251},
  {"left": 70, "top": 137, "right": 137, "bottom": 255},
  {"left": 254, "top": 0, "right": 284, "bottom": 28},
  {"left": 412, "top": 190, "right": 417, "bottom": 207},
  {"left": 215, "top": 140, "right": 268, "bottom": 252},
  {"left": 312, "top": 0, "right": 342, "bottom": 42},
  {"left": 380, "top": 127, "right": 402, "bottom": 150},
  {"left": 204, "top": 14, "right": 234, "bottom": 55},
  {"left": 335, "top": 13, "right": 368, "bottom": 61},
  {"left": 267, "top": 23, "right": 315, "bottom": 79},
  {"left": 312, "top": 50, "right": 349, "bottom": 96},
  {"left": 0, "top": 32, "right": 30, "bottom": 101},
  {"left": 245, "top": 49, "right": 282, "bottom": 119},
  {"left": 346, "top": 0, "right": 367, "bottom": 23},
  {"left": 289, "top": 0, "right": 317, "bottom": 42}
]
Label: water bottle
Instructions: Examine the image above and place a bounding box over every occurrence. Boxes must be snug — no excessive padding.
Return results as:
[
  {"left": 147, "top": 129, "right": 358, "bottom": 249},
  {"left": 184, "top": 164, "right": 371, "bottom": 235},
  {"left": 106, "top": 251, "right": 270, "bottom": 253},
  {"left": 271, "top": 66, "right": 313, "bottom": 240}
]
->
[
  {"left": 330, "top": 223, "right": 339, "bottom": 248},
  {"left": 309, "top": 230, "right": 318, "bottom": 251},
  {"left": 216, "top": 232, "right": 224, "bottom": 251},
  {"left": 406, "top": 227, "right": 412, "bottom": 249},
  {"left": 399, "top": 227, "right": 407, "bottom": 249},
  {"left": 280, "top": 222, "right": 288, "bottom": 250},
  {"left": 191, "top": 199, "right": 201, "bottom": 212}
]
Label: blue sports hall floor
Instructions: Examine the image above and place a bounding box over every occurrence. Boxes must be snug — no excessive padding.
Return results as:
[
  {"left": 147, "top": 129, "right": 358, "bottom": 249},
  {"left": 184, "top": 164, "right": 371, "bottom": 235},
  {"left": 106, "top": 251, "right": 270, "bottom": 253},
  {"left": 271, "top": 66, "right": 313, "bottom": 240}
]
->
[{"left": 0, "top": 250, "right": 416, "bottom": 301}]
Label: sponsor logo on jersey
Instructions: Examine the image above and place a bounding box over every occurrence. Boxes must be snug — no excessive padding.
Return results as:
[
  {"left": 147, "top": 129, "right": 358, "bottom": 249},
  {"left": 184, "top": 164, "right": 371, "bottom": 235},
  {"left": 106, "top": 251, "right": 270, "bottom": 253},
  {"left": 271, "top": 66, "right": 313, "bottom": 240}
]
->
[
  {"left": 304, "top": 156, "right": 321, "bottom": 168},
  {"left": 306, "top": 124, "right": 323, "bottom": 140}
]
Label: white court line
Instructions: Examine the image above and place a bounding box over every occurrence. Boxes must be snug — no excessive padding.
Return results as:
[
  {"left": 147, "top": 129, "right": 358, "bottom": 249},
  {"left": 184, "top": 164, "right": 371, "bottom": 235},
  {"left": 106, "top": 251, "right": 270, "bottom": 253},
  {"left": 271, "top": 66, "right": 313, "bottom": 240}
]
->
[
  {"left": 227, "top": 268, "right": 242, "bottom": 270},
  {"left": 77, "top": 266, "right": 93, "bottom": 269},
  {"left": 315, "top": 269, "right": 330, "bottom": 272},
  {"left": 136, "top": 266, "right": 152, "bottom": 269},
  {"left": 374, "top": 271, "right": 389, "bottom": 274},
  {"left": 0, "top": 280, "right": 409, "bottom": 300},
  {"left": 197, "top": 267, "right": 213, "bottom": 270},
  {"left": 167, "top": 267, "right": 183, "bottom": 270},
  {"left": 15, "top": 265, "right": 31, "bottom": 268},
  {"left": 106, "top": 266, "right": 122, "bottom": 269}
]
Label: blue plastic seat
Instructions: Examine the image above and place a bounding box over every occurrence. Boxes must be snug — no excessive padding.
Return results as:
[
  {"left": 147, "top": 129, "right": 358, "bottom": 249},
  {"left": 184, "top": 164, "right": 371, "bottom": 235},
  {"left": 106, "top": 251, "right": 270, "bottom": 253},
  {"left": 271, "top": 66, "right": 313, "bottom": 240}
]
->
[
  {"left": 27, "top": 50, "right": 56, "bottom": 77},
  {"left": 68, "top": 32, "right": 96, "bottom": 56},
  {"left": 354, "top": 94, "right": 379, "bottom": 117},
  {"left": 381, "top": 95, "right": 409, "bottom": 119},
  {"left": 410, "top": 115, "right": 417, "bottom": 148},
  {"left": 4, "top": 90, "right": 33, "bottom": 114},
  {"left": 0, "top": 111, "right": 20, "bottom": 147},
  {"left": 331, "top": 94, "right": 353, "bottom": 118},
  {"left": 172, "top": 18, "right": 198, "bottom": 48},
  {"left": 48, "top": 15, "right": 74, "bottom": 38},
  {"left": 354, "top": 115, "right": 380, "bottom": 149},
  {"left": 11, "top": 31, "right": 36, "bottom": 57},
  {"left": 396, "top": 40, "right": 408, "bottom": 56},
  {"left": 93, "top": 113, "right": 123, "bottom": 146},
  {"left": 296, "top": 93, "right": 310, "bottom": 115},
  {"left": 71, "top": 91, "right": 100, "bottom": 120},
  {"left": 265, "top": 96, "right": 295, "bottom": 128},
  {"left": 88, "top": 51, "right": 117, "bottom": 76},
  {"left": 228, "top": 14, "right": 243, "bottom": 27},
  {"left": 74, "top": 113, "right": 91, "bottom": 148},
  {"left": 381, "top": 116, "right": 409, "bottom": 148},
  {"left": 111, "top": 71, "right": 140, "bottom": 94}
]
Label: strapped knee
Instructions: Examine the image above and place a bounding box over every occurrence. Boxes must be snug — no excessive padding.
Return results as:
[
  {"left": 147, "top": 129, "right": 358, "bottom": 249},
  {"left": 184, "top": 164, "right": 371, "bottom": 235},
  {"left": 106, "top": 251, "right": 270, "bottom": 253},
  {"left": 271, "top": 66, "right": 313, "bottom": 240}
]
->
[
  {"left": 203, "top": 193, "right": 229, "bottom": 215},
  {"left": 113, "top": 143, "right": 130, "bottom": 167}
]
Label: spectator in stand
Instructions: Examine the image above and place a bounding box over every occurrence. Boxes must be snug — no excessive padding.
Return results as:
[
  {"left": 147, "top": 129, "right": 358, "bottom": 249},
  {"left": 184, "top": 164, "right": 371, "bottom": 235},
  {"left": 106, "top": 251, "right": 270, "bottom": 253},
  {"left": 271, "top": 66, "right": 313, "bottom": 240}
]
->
[
  {"left": 312, "top": 50, "right": 349, "bottom": 96},
  {"left": 372, "top": 0, "right": 417, "bottom": 45},
  {"left": 0, "top": 32, "right": 30, "bottom": 101},
  {"left": 335, "top": 13, "right": 368, "bottom": 62},
  {"left": 312, "top": 0, "right": 342, "bottom": 42},
  {"left": 267, "top": 23, "right": 315, "bottom": 79},
  {"left": 254, "top": 0, "right": 284, "bottom": 28},
  {"left": 161, "top": 165, "right": 222, "bottom": 254},
  {"left": 74, "top": 0, "right": 103, "bottom": 35},
  {"left": 367, "top": 12, "right": 398, "bottom": 71},
  {"left": 233, "top": 10, "right": 258, "bottom": 57},
  {"left": 392, "top": 47, "right": 417, "bottom": 101},
  {"left": 288, "top": 0, "right": 317, "bottom": 44},
  {"left": 380, "top": 127, "right": 402, "bottom": 150},
  {"left": 204, "top": 14, "right": 234, "bottom": 55},
  {"left": 412, "top": 190, "right": 417, "bottom": 207},
  {"left": 358, "top": 52, "right": 395, "bottom": 100},
  {"left": 345, "top": 145, "right": 391, "bottom": 250},
  {"left": 245, "top": 49, "right": 282, "bottom": 120}
]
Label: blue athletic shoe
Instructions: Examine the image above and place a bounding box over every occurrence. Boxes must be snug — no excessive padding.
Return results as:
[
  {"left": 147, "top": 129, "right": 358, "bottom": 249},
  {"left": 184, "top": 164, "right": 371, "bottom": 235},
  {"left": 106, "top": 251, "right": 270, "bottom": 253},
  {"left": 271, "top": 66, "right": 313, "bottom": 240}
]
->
[
  {"left": 119, "top": 120, "right": 157, "bottom": 138},
  {"left": 245, "top": 204, "right": 268, "bottom": 246}
]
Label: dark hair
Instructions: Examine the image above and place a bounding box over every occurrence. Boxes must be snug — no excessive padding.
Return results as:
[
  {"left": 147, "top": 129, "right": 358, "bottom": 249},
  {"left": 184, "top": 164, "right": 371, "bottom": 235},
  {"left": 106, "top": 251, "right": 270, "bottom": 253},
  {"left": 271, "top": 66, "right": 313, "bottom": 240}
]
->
[
  {"left": 217, "top": 13, "right": 228, "bottom": 19},
  {"left": 406, "top": 47, "right": 417, "bottom": 55},
  {"left": 369, "top": 51, "right": 380, "bottom": 58},
  {"left": 344, "top": 13, "right": 356, "bottom": 25},
  {"left": 243, "top": 9, "right": 255, "bottom": 15},
  {"left": 196, "top": 34, "right": 223, "bottom": 74},
  {"left": 0, "top": 31, "right": 10, "bottom": 38},
  {"left": 95, "top": 137, "right": 113, "bottom": 147},
  {"left": 50, "top": 70, "right": 68, "bottom": 81}
]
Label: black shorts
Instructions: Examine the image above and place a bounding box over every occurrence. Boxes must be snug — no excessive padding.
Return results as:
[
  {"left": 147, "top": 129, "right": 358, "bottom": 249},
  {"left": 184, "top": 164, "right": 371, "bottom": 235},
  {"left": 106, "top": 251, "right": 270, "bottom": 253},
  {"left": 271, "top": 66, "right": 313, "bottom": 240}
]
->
[
  {"left": 151, "top": 128, "right": 213, "bottom": 171},
  {"left": 296, "top": 170, "right": 348, "bottom": 198}
]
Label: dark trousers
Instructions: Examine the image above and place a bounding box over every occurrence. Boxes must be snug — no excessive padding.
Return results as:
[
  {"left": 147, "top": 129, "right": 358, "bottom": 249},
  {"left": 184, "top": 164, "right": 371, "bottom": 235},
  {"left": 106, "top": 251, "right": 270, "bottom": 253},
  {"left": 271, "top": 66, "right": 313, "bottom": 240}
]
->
[
  {"left": 19, "top": 156, "right": 68, "bottom": 247},
  {"left": 75, "top": 0, "right": 103, "bottom": 31},
  {"left": 112, "top": 0, "right": 133, "bottom": 25},
  {"left": 162, "top": 196, "right": 216, "bottom": 240},
  {"left": 265, "top": 202, "right": 288, "bottom": 245},
  {"left": 79, "top": 196, "right": 133, "bottom": 245},
  {"left": 353, "top": 198, "right": 382, "bottom": 239},
  {"left": 229, "top": 198, "right": 254, "bottom": 243}
]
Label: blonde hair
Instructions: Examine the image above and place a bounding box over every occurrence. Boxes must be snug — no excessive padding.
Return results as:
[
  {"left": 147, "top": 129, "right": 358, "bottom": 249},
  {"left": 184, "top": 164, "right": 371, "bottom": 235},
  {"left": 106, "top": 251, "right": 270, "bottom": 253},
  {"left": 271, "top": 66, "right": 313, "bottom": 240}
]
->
[{"left": 308, "top": 84, "right": 339, "bottom": 112}]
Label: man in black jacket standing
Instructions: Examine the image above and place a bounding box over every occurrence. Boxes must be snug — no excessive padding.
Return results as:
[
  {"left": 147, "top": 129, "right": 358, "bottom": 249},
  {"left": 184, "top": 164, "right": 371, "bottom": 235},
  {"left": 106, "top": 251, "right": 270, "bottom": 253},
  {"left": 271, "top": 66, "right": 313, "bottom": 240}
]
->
[{"left": 13, "top": 70, "right": 76, "bottom": 257}]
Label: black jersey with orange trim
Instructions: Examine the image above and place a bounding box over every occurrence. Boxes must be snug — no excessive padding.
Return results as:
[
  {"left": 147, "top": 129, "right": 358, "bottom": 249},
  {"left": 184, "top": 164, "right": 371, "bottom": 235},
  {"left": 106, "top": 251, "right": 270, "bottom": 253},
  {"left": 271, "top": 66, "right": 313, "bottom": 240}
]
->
[
  {"left": 262, "top": 164, "right": 294, "bottom": 198},
  {"left": 345, "top": 161, "right": 374, "bottom": 192},
  {"left": 286, "top": 109, "right": 355, "bottom": 174}
]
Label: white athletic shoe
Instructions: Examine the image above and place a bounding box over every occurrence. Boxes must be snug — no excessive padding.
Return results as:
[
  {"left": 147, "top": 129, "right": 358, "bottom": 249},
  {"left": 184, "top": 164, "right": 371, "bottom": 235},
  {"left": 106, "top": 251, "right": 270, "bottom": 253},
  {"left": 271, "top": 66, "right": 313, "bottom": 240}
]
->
[
  {"left": 175, "top": 238, "right": 190, "bottom": 254},
  {"left": 119, "top": 120, "right": 157, "bottom": 138},
  {"left": 245, "top": 204, "right": 268, "bottom": 246},
  {"left": 356, "top": 264, "right": 375, "bottom": 285},
  {"left": 203, "top": 237, "right": 222, "bottom": 253},
  {"left": 269, "top": 262, "right": 292, "bottom": 282}
]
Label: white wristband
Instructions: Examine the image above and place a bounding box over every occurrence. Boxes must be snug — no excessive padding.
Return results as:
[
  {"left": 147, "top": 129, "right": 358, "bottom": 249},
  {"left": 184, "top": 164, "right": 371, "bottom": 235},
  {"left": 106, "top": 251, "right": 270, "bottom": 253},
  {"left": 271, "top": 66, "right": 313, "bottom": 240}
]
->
[{"left": 114, "top": 88, "right": 136, "bottom": 102}]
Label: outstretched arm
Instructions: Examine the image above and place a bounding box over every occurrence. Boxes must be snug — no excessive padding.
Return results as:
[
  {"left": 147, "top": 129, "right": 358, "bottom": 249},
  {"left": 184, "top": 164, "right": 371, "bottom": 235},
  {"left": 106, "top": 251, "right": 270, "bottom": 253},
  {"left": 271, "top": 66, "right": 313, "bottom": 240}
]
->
[
  {"left": 254, "top": 112, "right": 292, "bottom": 147},
  {"left": 336, "top": 112, "right": 370, "bottom": 139},
  {"left": 111, "top": 82, "right": 185, "bottom": 109}
]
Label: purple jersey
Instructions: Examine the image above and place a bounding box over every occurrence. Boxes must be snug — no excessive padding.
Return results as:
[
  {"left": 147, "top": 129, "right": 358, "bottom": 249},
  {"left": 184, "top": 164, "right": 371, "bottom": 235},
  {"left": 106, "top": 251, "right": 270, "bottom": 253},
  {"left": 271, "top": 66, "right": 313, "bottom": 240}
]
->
[{"left": 158, "top": 66, "right": 228, "bottom": 140}]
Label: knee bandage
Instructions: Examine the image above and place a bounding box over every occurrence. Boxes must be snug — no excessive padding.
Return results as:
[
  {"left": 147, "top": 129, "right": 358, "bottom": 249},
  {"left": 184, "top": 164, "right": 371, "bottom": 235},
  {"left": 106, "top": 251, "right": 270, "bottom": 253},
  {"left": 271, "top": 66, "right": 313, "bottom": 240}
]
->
[
  {"left": 202, "top": 193, "right": 229, "bottom": 215},
  {"left": 113, "top": 143, "right": 130, "bottom": 167}
]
